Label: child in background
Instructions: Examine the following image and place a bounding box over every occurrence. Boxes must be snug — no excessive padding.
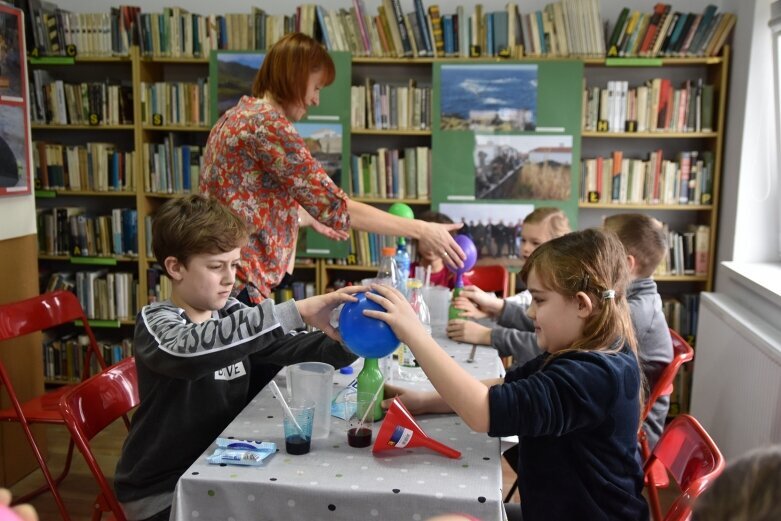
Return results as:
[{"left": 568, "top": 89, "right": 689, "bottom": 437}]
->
[
  {"left": 114, "top": 195, "right": 360, "bottom": 521},
  {"left": 447, "top": 208, "right": 571, "bottom": 368},
  {"left": 409, "top": 210, "right": 471, "bottom": 289},
  {"left": 369, "top": 229, "right": 648, "bottom": 521},
  {"left": 603, "top": 213, "right": 673, "bottom": 450}
]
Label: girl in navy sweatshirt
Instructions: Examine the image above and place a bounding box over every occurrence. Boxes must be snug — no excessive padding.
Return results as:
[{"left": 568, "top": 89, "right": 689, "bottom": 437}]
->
[{"left": 367, "top": 229, "right": 648, "bottom": 521}]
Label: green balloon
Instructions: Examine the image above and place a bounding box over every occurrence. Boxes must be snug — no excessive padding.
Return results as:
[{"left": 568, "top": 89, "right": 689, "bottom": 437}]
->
[{"left": 388, "top": 202, "right": 414, "bottom": 219}]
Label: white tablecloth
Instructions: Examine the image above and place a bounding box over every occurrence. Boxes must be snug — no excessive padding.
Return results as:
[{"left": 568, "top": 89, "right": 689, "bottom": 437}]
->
[{"left": 171, "top": 336, "right": 505, "bottom": 521}]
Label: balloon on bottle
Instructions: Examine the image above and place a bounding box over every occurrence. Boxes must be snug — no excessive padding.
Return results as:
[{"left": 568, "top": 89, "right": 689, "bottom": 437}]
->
[
  {"left": 338, "top": 292, "right": 399, "bottom": 359},
  {"left": 447, "top": 234, "right": 478, "bottom": 288},
  {"left": 388, "top": 202, "right": 414, "bottom": 220}
]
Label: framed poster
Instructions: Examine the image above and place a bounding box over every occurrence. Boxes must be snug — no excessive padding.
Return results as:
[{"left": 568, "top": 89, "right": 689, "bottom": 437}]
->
[{"left": 0, "top": 4, "right": 31, "bottom": 196}]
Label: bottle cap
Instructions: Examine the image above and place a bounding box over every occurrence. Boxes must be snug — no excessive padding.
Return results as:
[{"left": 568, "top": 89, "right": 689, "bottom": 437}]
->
[
  {"left": 339, "top": 366, "right": 354, "bottom": 375},
  {"left": 382, "top": 246, "right": 396, "bottom": 256}
]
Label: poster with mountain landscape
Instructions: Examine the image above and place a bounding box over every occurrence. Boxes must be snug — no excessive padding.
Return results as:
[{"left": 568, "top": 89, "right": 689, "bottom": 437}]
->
[
  {"left": 209, "top": 50, "right": 352, "bottom": 258},
  {"left": 431, "top": 60, "right": 583, "bottom": 228}
]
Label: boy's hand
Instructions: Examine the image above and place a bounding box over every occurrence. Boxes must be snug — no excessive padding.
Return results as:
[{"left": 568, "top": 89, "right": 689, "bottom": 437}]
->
[
  {"left": 380, "top": 384, "right": 434, "bottom": 415},
  {"left": 460, "top": 286, "right": 504, "bottom": 318},
  {"left": 363, "top": 284, "right": 427, "bottom": 345},
  {"left": 451, "top": 295, "right": 487, "bottom": 319},
  {"left": 0, "top": 489, "right": 38, "bottom": 521},
  {"left": 296, "top": 286, "right": 364, "bottom": 341},
  {"left": 447, "top": 319, "right": 492, "bottom": 346}
]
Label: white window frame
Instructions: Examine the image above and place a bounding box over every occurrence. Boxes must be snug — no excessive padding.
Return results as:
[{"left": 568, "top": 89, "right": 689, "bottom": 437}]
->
[{"left": 770, "top": 1, "right": 781, "bottom": 259}]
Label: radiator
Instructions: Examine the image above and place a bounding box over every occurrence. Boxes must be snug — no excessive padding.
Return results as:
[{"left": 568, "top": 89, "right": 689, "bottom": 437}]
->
[{"left": 690, "top": 292, "right": 781, "bottom": 460}]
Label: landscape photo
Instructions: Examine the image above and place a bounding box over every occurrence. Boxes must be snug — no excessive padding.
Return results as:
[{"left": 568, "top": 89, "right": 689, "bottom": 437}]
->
[
  {"left": 440, "top": 64, "right": 538, "bottom": 131},
  {"left": 0, "top": 103, "right": 28, "bottom": 192},
  {"left": 0, "top": 8, "right": 22, "bottom": 100},
  {"left": 215, "top": 52, "right": 265, "bottom": 119},
  {"left": 474, "top": 134, "right": 572, "bottom": 200},
  {"left": 294, "top": 122, "right": 343, "bottom": 187}
]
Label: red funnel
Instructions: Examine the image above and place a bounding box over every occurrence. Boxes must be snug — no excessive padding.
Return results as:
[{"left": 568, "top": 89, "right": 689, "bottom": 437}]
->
[{"left": 372, "top": 398, "right": 461, "bottom": 459}]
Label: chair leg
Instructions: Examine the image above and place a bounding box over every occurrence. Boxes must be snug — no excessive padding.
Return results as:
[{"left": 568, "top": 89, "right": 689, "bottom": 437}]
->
[
  {"left": 646, "top": 479, "right": 663, "bottom": 521},
  {"left": 13, "top": 423, "right": 72, "bottom": 521},
  {"left": 504, "top": 477, "right": 519, "bottom": 503}
]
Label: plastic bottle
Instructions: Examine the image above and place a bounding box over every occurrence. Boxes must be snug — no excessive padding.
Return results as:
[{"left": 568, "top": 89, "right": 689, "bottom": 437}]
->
[
  {"left": 377, "top": 246, "right": 400, "bottom": 290},
  {"left": 394, "top": 239, "right": 411, "bottom": 297},
  {"left": 356, "top": 357, "right": 384, "bottom": 421},
  {"left": 398, "top": 279, "right": 431, "bottom": 382}
]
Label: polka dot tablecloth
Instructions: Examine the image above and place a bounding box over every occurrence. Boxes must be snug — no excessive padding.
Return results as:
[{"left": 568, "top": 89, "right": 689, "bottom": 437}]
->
[{"left": 171, "top": 336, "right": 506, "bottom": 521}]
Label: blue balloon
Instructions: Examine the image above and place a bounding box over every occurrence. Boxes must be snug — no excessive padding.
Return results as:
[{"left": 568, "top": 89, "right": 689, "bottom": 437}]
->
[{"left": 338, "top": 292, "right": 399, "bottom": 358}]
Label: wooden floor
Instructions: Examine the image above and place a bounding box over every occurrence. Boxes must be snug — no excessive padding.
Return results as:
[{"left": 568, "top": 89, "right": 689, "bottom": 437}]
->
[{"left": 8, "top": 425, "right": 672, "bottom": 521}]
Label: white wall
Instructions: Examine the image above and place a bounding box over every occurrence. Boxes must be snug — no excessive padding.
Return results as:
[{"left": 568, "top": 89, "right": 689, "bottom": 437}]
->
[{"left": 0, "top": 194, "right": 36, "bottom": 241}]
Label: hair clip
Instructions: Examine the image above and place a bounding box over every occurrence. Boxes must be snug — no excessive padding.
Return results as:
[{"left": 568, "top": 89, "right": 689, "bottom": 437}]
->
[
  {"left": 579, "top": 274, "right": 590, "bottom": 292},
  {"left": 602, "top": 289, "right": 616, "bottom": 300}
]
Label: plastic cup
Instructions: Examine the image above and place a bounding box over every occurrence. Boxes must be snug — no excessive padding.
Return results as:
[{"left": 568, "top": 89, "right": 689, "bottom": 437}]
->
[
  {"left": 347, "top": 392, "right": 375, "bottom": 448},
  {"left": 283, "top": 401, "right": 315, "bottom": 455}
]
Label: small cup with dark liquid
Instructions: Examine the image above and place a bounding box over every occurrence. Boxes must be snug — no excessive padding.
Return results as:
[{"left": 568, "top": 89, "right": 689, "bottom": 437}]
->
[
  {"left": 283, "top": 401, "right": 315, "bottom": 455},
  {"left": 347, "top": 392, "right": 375, "bottom": 448}
]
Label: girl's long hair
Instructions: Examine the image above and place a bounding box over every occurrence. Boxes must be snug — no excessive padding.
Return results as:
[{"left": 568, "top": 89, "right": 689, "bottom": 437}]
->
[{"left": 520, "top": 229, "right": 644, "bottom": 408}]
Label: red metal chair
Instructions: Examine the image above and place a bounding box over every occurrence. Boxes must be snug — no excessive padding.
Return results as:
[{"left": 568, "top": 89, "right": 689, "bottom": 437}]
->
[
  {"left": 464, "top": 264, "right": 509, "bottom": 298},
  {"left": 644, "top": 414, "right": 725, "bottom": 521},
  {"left": 0, "top": 290, "right": 108, "bottom": 520},
  {"left": 641, "top": 329, "right": 695, "bottom": 491},
  {"left": 59, "top": 357, "right": 138, "bottom": 521}
]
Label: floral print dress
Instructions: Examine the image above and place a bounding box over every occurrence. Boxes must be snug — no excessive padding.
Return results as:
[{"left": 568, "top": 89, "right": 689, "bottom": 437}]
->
[{"left": 200, "top": 96, "right": 350, "bottom": 302}]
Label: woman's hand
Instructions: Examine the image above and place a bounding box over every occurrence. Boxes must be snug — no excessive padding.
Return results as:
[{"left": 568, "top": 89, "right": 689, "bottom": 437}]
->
[
  {"left": 459, "top": 286, "right": 504, "bottom": 319},
  {"left": 417, "top": 221, "right": 465, "bottom": 270},
  {"left": 446, "top": 319, "right": 492, "bottom": 346},
  {"left": 363, "top": 284, "right": 428, "bottom": 346},
  {"left": 298, "top": 206, "right": 350, "bottom": 241},
  {"left": 296, "top": 286, "right": 364, "bottom": 341}
]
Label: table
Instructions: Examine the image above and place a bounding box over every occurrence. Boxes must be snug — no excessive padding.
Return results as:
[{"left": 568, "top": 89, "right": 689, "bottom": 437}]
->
[{"left": 171, "top": 335, "right": 506, "bottom": 521}]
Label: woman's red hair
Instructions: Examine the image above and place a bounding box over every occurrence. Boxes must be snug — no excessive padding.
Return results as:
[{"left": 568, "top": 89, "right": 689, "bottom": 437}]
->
[{"left": 252, "top": 32, "right": 335, "bottom": 107}]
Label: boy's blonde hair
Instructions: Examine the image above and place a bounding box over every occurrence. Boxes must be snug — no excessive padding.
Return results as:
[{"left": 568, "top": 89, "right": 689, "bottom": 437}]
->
[
  {"left": 693, "top": 445, "right": 781, "bottom": 521},
  {"left": 153, "top": 195, "right": 248, "bottom": 277},
  {"left": 603, "top": 213, "right": 667, "bottom": 278},
  {"left": 523, "top": 207, "right": 571, "bottom": 239},
  {"left": 520, "top": 228, "right": 637, "bottom": 358}
]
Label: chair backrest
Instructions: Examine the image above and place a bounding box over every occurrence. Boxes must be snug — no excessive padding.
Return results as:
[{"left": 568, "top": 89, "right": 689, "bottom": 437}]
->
[
  {"left": 644, "top": 414, "right": 725, "bottom": 521},
  {"left": 0, "top": 290, "right": 107, "bottom": 378},
  {"left": 464, "top": 265, "right": 509, "bottom": 298},
  {"left": 642, "top": 329, "right": 695, "bottom": 421},
  {"left": 60, "top": 357, "right": 139, "bottom": 521}
]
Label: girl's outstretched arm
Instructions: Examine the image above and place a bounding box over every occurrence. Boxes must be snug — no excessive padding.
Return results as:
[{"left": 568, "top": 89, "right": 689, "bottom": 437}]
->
[{"left": 365, "top": 285, "right": 494, "bottom": 432}]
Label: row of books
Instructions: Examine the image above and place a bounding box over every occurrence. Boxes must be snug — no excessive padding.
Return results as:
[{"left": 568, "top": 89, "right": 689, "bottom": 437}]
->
[
  {"left": 140, "top": 80, "right": 211, "bottom": 128},
  {"left": 580, "top": 150, "right": 713, "bottom": 206},
  {"left": 30, "top": 71, "right": 133, "bottom": 126},
  {"left": 141, "top": 139, "right": 203, "bottom": 194},
  {"left": 351, "top": 80, "right": 432, "bottom": 130},
  {"left": 42, "top": 332, "right": 133, "bottom": 383},
  {"left": 267, "top": 281, "right": 318, "bottom": 304},
  {"left": 654, "top": 224, "right": 710, "bottom": 277},
  {"left": 607, "top": 4, "right": 736, "bottom": 58},
  {"left": 37, "top": 207, "right": 138, "bottom": 258},
  {"left": 349, "top": 146, "right": 430, "bottom": 200},
  {"left": 20, "top": 2, "right": 733, "bottom": 59},
  {"left": 582, "top": 79, "right": 715, "bottom": 134},
  {"left": 146, "top": 266, "right": 172, "bottom": 302},
  {"left": 33, "top": 141, "right": 136, "bottom": 193},
  {"left": 663, "top": 294, "right": 700, "bottom": 340},
  {"left": 74, "top": 270, "right": 139, "bottom": 320}
]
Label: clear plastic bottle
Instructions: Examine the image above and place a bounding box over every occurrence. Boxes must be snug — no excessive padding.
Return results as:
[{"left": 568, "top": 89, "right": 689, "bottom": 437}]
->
[
  {"left": 376, "top": 246, "right": 400, "bottom": 290},
  {"left": 394, "top": 240, "right": 410, "bottom": 298},
  {"left": 398, "top": 279, "right": 431, "bottom": 382}
]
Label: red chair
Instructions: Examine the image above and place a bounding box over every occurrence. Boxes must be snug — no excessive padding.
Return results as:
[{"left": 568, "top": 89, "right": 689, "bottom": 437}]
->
[
  {"left": 464, "top": 265, "right": 509, "bottom": 298},
  {"left": 0, "top": 290, "right": 108, "bottom": 520},
  {"left": 640, "top": 328, "right": 696, "bottom": 491},
  {"left": 60, "top": 357, "right": 139, "bottom": 521},
  {"left": 643, "top": 414, "right": 725, "bottom": 521}
]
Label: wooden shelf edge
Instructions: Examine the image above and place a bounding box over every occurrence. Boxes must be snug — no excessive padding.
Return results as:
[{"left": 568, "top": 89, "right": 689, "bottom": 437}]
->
[
  {"left": 581, "top": 131, "right": 718, "bottom": 138},
  {"left": 579, "top": 203, "right": 713, "bottom": 210}
]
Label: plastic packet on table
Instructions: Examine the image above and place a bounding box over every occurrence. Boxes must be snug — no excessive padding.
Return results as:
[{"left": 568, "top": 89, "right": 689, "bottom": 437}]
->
[
  {"left": 207, "top": 437, "right": 276, "bottom": 466},
  {"left": 331, "top": 379, "right": 358, "bottom": 420}
]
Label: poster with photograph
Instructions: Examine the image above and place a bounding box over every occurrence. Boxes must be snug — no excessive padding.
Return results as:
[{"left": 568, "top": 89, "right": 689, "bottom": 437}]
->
[
  {"left": 294, "top": 122, "right": 343, "bottom": 187},
  {"left": 211, "top": 51, "right": 265, "bottom": 122},
  {"left": 0, "top": 5, "right": 30, "bottom": 196},
  {"left": 474, "top": 134, "right": 573, "bottom": 200},
  {"left": 440, "top": 64, "right": 537, "bottom": 131},
  {"left": 440, "top": 202, "right": 534, "bottom": 259}
]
